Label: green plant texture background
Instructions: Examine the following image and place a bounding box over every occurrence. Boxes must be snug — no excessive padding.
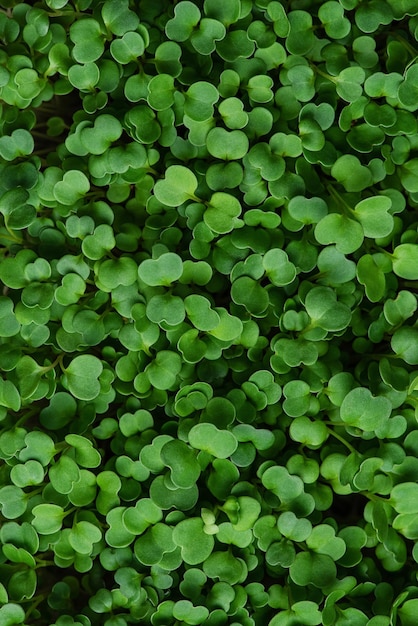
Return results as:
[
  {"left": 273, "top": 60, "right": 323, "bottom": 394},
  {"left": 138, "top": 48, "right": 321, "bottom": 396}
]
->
[{"left": 1, "top": 0, "right": 418, "bottom": 624}]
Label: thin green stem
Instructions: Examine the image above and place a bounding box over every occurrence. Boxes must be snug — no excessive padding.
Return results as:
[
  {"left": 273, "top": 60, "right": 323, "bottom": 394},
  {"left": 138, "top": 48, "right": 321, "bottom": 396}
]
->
[
  {"left": 400, "top": 280, "right": 418, "bottom": 288},
  {"left": 25, "top": 594, "right": 47, "bottom": 621},
  {"left": 40, "top": 352, "right": 64, "bottom": 373},
  {"left": 31, "top": 130, "right": 64, "bottom": 142},
  {"left": 35, "top": 560, "right": 55, "bottom": 568},
  {"left": 326, "top": 183, "right": 355, "bottom": 216},
  {"left": 326, "top": 426, "right": 357, "bottom": 453},
  {"left": 311, "top": 63, "right": 337, "bottom": 83},
  {"left": 15, "top": 408, "right": 39, "bottom": 426},
  {"left": 393, "top": 34, "right": 418, "bottom": 60},
  {"left": 2, "top": 222, "right": 23, "bottom": 244},
  {"left": 363, "top": 491, "right": 389, "bottom": 503}
]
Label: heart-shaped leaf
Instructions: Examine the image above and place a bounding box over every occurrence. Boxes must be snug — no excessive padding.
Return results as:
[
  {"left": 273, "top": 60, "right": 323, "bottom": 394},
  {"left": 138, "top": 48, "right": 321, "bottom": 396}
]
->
[
  {"left": 204, "top": 192, "right": 242, "bottom": 234},
  {"left": 173, "top": 517, "right": 214, "bottom": 565},
  {"left": 63, "top": 354, "right": 103, "bottom": 401},
  {"left": 340, "top": 387, "right": 392, "bottom": 432},
  {"left": 315, "top": 213, "right": 364, "bottom": 254},
  {"left": 154, "top": 165, "right": 198, "bottom": 206},
  {"left": 391, "top": 243, "right": 418, "bottom": 279},
  {"left": 206, "top": 127, "right": 249, "bottom": 160},
  {"left": 263, "top": 248, "right": 297, "bottom": 286},
  {"left": 0, "top": 129, "right": 34, "bottom": 161},
  {"left": 53, "top": 170, "right": 90, "bottom": 205},
  {"left": 354, "top": 196, "right": 393, "bottom": 238},
  {"left": 188, "top": 423, "right": 237, "bottom": 458},
  {"left": 331, "top": 154, "right": 372, "bottom": 192},
  {"left": 138, "top": 252, "right": 183, "bottom": 286}
]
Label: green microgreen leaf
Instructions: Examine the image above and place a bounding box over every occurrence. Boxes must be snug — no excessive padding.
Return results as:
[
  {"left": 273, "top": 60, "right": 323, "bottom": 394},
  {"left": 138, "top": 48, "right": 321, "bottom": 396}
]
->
[
  {"left": 154, "top": 165, "right": 198, "bottom": 206},
  {"left": 203, "top": 192, "right": 242, "bottom": 234},
  {"left": 32, "top": 503, "right": 66, "bottom": 534},
  {"left": 173, "top": 517, "right": 214, "bottom": 565},
  {"left": 53, "top": 171, "right": 90, "bottom": 205},
  {"left": 206, "top": 128, "right": 249, "bottom": 160},
  {"left": 391, "top": 244, "right": 418, "bottom": 279},
  {"left": 2, "top": 2, "right": 418, "bottom": 622},
  {"left": 188, "top": 423, "right": 237, "bottom": 458},
  {"left": 340, "top": 387, "right": 392, "bottom": 432},
  {"left": 138, "top": 252, "right": 183, "bottom": 286},
  {"left": 70, "top": 19, "right": 105, "bottom": 63},
  {"left": 63, "top": 355, "right": 103, "bottom": 400},
  {"left": 166, "top": 1, "right": 201, "bottom": 42}
]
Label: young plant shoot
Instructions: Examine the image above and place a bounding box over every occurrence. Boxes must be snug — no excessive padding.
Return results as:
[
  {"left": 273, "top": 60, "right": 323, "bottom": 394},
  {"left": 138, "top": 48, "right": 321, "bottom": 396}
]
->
[{"left": 0, "top": 0, "right": 418, "bottom": 625}]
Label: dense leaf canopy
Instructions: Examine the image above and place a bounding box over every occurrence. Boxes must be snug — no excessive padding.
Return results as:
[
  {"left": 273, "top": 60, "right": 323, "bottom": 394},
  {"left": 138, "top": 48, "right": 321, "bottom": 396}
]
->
[{"left": 0, "top": 0, "right": 418, "bottom": 625}]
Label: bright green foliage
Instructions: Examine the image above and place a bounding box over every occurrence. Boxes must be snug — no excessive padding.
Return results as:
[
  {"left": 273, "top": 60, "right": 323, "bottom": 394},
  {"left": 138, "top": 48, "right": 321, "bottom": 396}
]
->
[
  {"left": 138, "top": 253, "right": 183, "bottom": 287},
  {"left": 1, "top": 1, "right": 418, "bottom": 624},
  {"left": 63, "top": 355, "right": 103, "bottom": 400},
  {"left": 204, "top": 192, "right": 242, "bottom": 234},
  {"left": 154, "top": 165, "right": 198, "bottom": 206},
  {"left": 188, "top": 423, "right": 237, "bottom": 458}
]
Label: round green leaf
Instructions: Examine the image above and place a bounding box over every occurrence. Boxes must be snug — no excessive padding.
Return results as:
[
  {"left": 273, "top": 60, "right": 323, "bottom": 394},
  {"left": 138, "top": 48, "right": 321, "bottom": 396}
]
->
[
  {"left": 335, "top": 66, "right": 366, "bottom": 102},
  {"left": 203, "top": 0, "right": 241, "bottom": 25},
  {"left": 203, "top": 550, "right": 247, "bottom": 584},
  {"left": 68, "top": 62, "right": 99, "bottom": 91},
  {"left": 391, "top": 244, "right": 418, "bottom": 279},
  {"left": 188, "top": 423, "right": 237, "bottom": 458},
  {"left": 191, "top": 18, "right": 226, "bottom": 55},
  {"left": 289, "top": 417, "right": 329, "bottom": 448},
  {"left": 146, "top": 294, "right": 185, "bottom": 327},
  {"left": 0, "top": 603, "right": 26, "bottom": 625},
  {"left": 398, "top": 599, "right": 418, "bottom": 626},
  {"left": 122, "top": 499, "right": 162, "bottom": 536},
  {"left": 101, "top": 0, "right": 139, "bottom": 35},
  {"left": 305, "top": 286, "right": 351, "bottom": 332},
  {"left": 173, "top": 517, "right": 214, "bottom": 565},
  {"left": 49, "top": 454, "right": 80, "bottom": 494},
  {"left": 64, "top": 354, "right": 103, "bottom": 401},
  {"left": 354, "top": 196, "right": 393, "bottom": 238},
  {"left": 165, "top": 1, "right": 201, "bottom": 42},
  {"left": 261, "top": 465, "right": 304, "bottom": 503},
  {"left": 134, "top": 523, "right": 175, "bottom": 566},
  {"left": 184, "top": 81, "right": 219, "bottom": 121},
  {"left": 206, "top": 127, "right": 249, "bottom": 160},
  {"left": 263, "top": 248, "right": 297, "bottom": 286},
  {"left": 289, "top": 552, "right": 336, "bottom": 588},
  {"left": 231, "top": 277, "right": 269, "bottom": 316},
  {"left": 356, "top": 254, "right": 386, "bottom": 302},
  {"left": 184, "top": 294, "right": 220, "bottom": 331},
  {"left": 154, "top": 165, "right": 198, "bottom": 206},
  {"left": 0, "top": 379, "right": 21, "bottom": 412},
  {"left": 331, "top": 154, "right": 372, "bottom": 192},
  {"left": 68, "top": 521, "right": 102, "bottom": 555},
  {"left": 110, "top": 31, "right": 145, "bottom": 64},
  {"left": 10, "top": 460, "right": 44, "bottom": 487},
  {"left": 147, "top": 74, "right": 175, "bottom": 110},
  {"left": 315, "top": 213, "right": 364, "bottom": 254},
  {"left": 31, "top": 503, "right": 65, "bottom": 534},
  {"left": 0, "top": 129, "right": 34, "bottom": 161},
  {"left": 161, "top": 439, "right": 201, "bottom": 489},
  {"left": 146, "top": 350, "right": 182, "bottom": 390},
  {"left": 204, "top": 192, "right": 242, "bottom": 234},
  {"left": 138, "top": 253, "right": 183, "bottom": 286},
  {"left": 53, "top": 171, "right": 90, "bottom": 205},
  {"left": 79, "top": 114, "right": 122, "bottom": 155},
  {"left": 391, "top": 327, "right": 418, "bottom": 364},
  {"left": 318, "top": 1, "right": 351, "bottom": 38},
  {"left": 0, "top": 486, "right": 27, "bottom": 519},
  {"left": 340, "top": 387, "right": 392, "bottom": 432},
  {"left": 398, "top": 65, "right": 418, "bottom": 111},
  {"left": 70, "top": 18, "right": 105, "bottom": 63}
]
